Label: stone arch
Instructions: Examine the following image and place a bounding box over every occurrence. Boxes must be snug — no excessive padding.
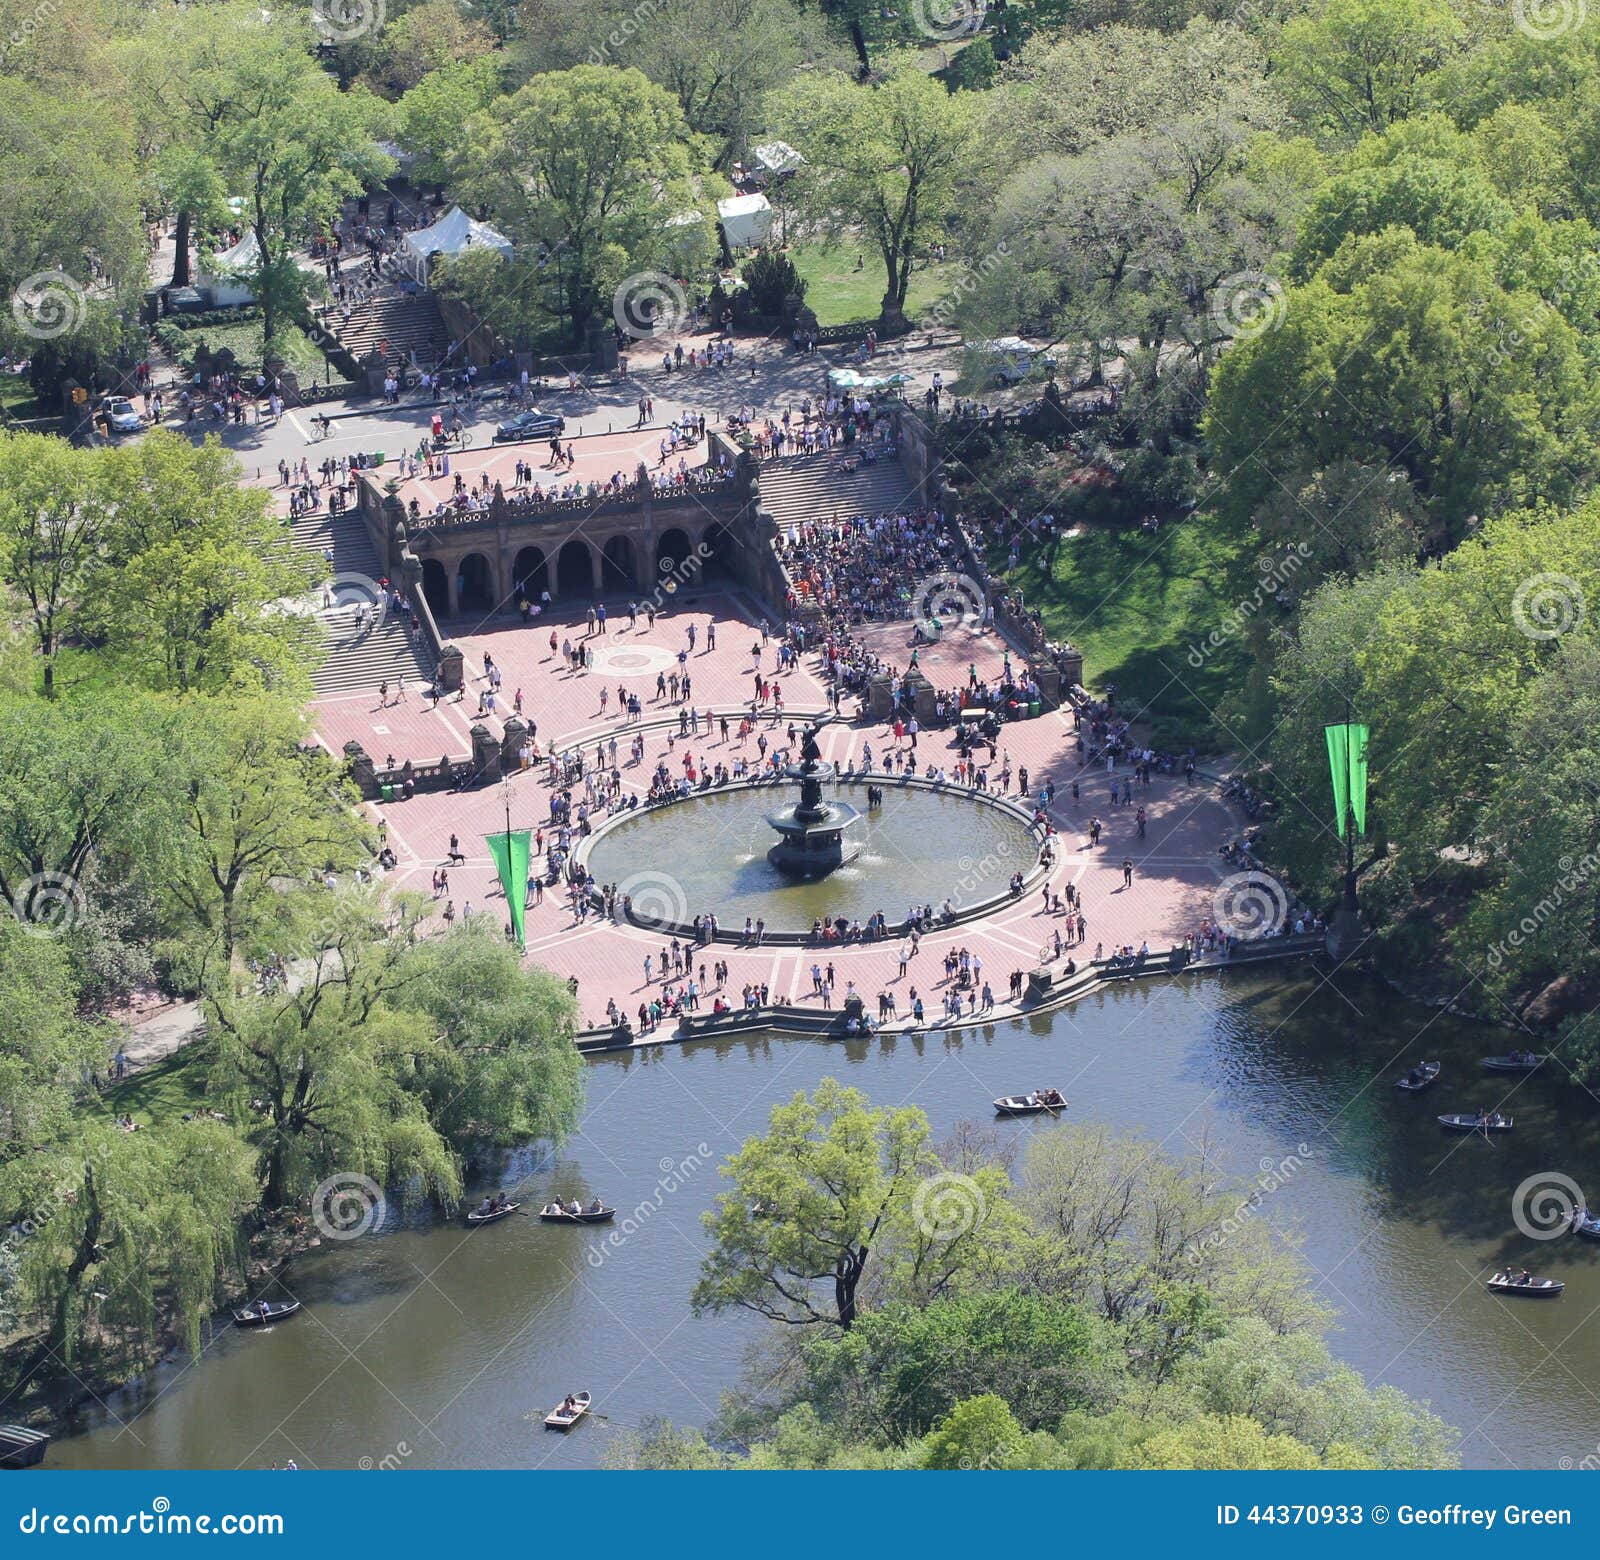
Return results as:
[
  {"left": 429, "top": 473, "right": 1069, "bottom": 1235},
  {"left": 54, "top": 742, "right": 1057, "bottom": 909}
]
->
[
  {"left": 656, "top": 526, "right": 692, "bottom": 577},
  {"left": 421, "top": 557, "right": 449, "bottom": 620},
  {"left": 513, "top": 545, "right": 548, "bottom": 600},
  {"left": 456, "top": 552, "right": 495, "bottom": 615},
  {"left": 601, "top": 534, "right": 635, "bottom": 591},
  {"left": 703, "top": 521, "right": 738, "bottom": 579},
  {"left": 555, "top": 537, "right": 595, "bottom": 598}
]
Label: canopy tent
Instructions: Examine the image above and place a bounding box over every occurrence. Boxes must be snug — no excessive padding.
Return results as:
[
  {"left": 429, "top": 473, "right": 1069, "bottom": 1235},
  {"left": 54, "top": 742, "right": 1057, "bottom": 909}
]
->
[
  {"left": 716, "top": 193, "right": 773, "bottom": 250},
  {"left": 401, "top": 205, "right": 514, "bottom": 271},
  {"left": 751, "top": 141, "right": 803, "bottom": 178},
  {"left": 198, "top": 229, "right": 260, "bottom": 306}
]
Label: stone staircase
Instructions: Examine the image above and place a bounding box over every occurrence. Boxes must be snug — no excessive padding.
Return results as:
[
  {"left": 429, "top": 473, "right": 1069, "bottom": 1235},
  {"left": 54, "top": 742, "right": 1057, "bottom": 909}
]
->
[
  {"left": 318, "top": 281, "right": 453, "bottom": 379},
  {"left": 757, "top": 453, "right": 924, "bottom": 533},
  {"left": 280, "top": 507, "right": 434, "bottom": 696}
]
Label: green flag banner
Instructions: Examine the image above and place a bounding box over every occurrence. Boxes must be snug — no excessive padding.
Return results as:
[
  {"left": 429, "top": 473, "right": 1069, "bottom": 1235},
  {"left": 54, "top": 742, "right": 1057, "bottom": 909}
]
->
[
  {"left": 1324, "top": 723, "right": 1370, "bottom": 838},
  {"left": 485, "top": 829, "right": 533, "bottom": 947}
]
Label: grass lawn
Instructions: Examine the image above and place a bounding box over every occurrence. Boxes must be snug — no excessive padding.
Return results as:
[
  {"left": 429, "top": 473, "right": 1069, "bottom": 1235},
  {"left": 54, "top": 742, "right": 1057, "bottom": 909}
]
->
[
  {"left": 90, "top": 1043, "right": 215, "bottom": 1134},
  {"left": 165, "top": 320, "right": 347, "bottom": 385},
  {"left": 988, "top": 514, "right": 1262, "bottom": 750},
  {"left": 0, "top": 373, "right": 46, "bottom": 421},
  {"left": 788, "top": 243, "right": 956, "bottom": 327}
]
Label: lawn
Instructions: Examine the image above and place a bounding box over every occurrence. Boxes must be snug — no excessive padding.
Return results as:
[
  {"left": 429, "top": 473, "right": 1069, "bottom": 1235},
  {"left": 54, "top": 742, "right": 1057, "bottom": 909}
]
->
[
  {"left": 788, "top": 243, "right": 957, "bottom": 328},
  {"left": 987, "top": 514, "right": 1262, "bottom": 751},
  {"left": 162, "top": 320, "right": 347, "bottom": 385},
  {"left": 90, "top": 1043, "right": 215, "bottom": 1134}
]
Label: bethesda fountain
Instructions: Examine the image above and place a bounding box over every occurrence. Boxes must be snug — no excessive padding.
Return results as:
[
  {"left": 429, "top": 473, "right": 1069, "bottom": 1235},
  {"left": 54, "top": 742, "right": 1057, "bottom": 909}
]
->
[{"left": 765, "top": 723, "right": 862, "bottom": 878}]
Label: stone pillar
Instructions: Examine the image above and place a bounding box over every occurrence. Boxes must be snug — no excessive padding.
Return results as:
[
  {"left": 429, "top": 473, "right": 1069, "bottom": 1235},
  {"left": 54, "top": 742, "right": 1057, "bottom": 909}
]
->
[
  {"left": 470, "top": 722, "right": 502, "bottom": 782},
  {"left": 437, "top": 641, "right": 464, "bottom": 692},
  {"left": 1034, "top": 667, "right": 1062, "bottom": 712},
  {"left": 343, "top": 740, "right": 378, "bottom": 798},
  {"left": 867, "top": 676, "right": 894, "bottom": 721},
  {"left": 501, "top": 715, "right": 527, "bottom": 772},
  {"left": 590, "top": 543, "right": 603, "bottom": 595},
  {"left": 585, "top": 313, "right": 618, "bottom": 373}
]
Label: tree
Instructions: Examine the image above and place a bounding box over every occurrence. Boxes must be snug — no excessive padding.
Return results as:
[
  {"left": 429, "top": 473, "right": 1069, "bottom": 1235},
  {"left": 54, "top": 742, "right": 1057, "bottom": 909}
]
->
[
  {"left": 0, "top": 923, "right": 103, "bottom": 1163},
  {"left": 920, "top": 1394, "right": 1029, "bottom": 1470},
  {"left": 775, "top": 62, "right": 981, "bottom": 326},
  {"left": 453, "top": 65, "right": 704, "bottom": 340},
  {"left": 196, "top": 6, "right": 392, "bottom": 345},
  {"left": 86, "top": 433, "right": 323, "bottom": 696},
  {"left": 396, "top": 57, "right": 502, "bottom": 190},
  {"left": 1273, "top": 0, "right": 1464, "bottom": 140},
  {"left": 165, "top": 696, "right": 371, "bottom": 970},
  {"left": 393, "top": 923, "right": 584, "bottom": 1150},
  {"left": 204, "top": 889, "right": 457, "bottom": 1211},
  {"left": 693, "top": 1079, "right": 1010, "bottom": 1328},
  {"left": 0, "top": 435, "right": 113, "bottom": 699},
  {"left": 1119, "top": 1413, "right": 1374, "bottom": 1470}
]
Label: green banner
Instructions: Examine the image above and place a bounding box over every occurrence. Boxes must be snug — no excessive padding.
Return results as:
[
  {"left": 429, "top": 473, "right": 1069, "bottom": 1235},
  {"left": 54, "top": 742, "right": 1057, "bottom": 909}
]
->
[
  {"left": 485, "top": 828, "right": 533, "bottom": 947},
  {"left": 1324, "top": 723, "right": 1370, "bottom": 838}
]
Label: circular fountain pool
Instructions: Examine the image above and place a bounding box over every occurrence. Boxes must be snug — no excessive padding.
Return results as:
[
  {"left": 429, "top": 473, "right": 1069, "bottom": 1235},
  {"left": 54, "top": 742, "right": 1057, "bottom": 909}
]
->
[{"left": 579, "top": 780, "right": 1041, "bottom": 936}]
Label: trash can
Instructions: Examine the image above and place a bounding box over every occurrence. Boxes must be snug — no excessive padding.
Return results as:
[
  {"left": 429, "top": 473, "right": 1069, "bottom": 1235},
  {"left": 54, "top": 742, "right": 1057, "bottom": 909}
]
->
[
  {"left": 380, "top": 784, "right": 395, "bottom": 802},
  {"left": 1029, "top": 701, "right": 1041, "bottom": 718}
]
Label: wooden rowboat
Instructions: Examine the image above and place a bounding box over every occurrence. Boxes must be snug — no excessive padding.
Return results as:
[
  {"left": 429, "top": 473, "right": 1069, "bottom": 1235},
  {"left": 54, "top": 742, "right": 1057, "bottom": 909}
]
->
[
  {"left": 1574, "top": 1216, "right": 1600, "bottom": 1241},
  {"left": 1395, "top": 1061, "right": 1441, "bottom": 1093},
  {"left": 1487, "top": 1274, "right": 1564, "bottom": 1297},
  {"left": 465, "top": 1200, "right": 521, "bottom": 1226},
  {"left": 1480, "top": 1055, "right": 1545, "bottom": 1074},
  {"left": 1437, "top": 1114, "right": 1513, "bottom": 1133},
  {"left": 544, "top": 1391, "right": 591, "bottom": 1429},
  {"left": 0, "top": 1425, "right": 49, "bottom": 1469},
  {"left": 994, "top": 1093, "right": 1067, "bottom": 1117},
  {"left": 233, "top": 1299, "right": 301, "bottom": 1327},
  {"left": 539, "top": 1204, "right": 615, "bottom": 1224}
]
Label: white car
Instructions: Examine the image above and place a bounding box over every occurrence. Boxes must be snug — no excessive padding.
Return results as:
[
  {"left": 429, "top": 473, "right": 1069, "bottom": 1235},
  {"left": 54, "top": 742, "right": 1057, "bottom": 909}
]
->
[
  {"left": 102, "top": 397, "right": 143, "bottom": 434},
  {"left": 976, "top": 336, "right": 1056, "bottom": 386}
]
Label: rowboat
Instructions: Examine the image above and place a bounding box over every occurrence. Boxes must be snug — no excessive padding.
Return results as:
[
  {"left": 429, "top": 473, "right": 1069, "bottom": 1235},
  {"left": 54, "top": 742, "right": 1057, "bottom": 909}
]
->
[
  {"left": 994, "top": 1092, "right": 1067, "bottom": 1117},
  {"left": 539, "top": 1204, "right": 615, "bottom": 1224},
  {"left": 0, "top": 1425, "right": 49, "bottom": 1469},
  {"left": 1437, "top": 1114, "right": 1513, "bottom": 1133},
  {"left": 1487, "top": 1273, "right": 1563, "bottom": 1297},
  {"left": 544, "top": 1391, "right": 591, "bottom": 1429},
  {"left": 465, "top": 1200, "right": 521, "bottom": 1226},
  {"left": 1480, "top": 1055, "right": 1545, "bottom": 1074},
  {"left": 233, "top": 1299, "right": 301, "bottom": 1326},
  {"left": 1395, "top": 1061, "right": 1441, "bottom": 1093},
  {"left": 1574, "top": 1215, "right": 1600, "bottom": 1241}
]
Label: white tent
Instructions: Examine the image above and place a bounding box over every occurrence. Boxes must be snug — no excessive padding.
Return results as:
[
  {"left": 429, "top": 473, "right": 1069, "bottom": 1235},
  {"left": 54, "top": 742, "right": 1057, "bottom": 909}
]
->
[
  {"left": 717, "top": 193, "right": 773, "bottom": 250},
  {"left": 401, "top": 205, "right": 514, "bottom": 270},
  {"left": 200, "top": 229, "right": 260, "bottom": 306},
  {"left": 751, "top": 141, "right": 803, "bottom": 178}
]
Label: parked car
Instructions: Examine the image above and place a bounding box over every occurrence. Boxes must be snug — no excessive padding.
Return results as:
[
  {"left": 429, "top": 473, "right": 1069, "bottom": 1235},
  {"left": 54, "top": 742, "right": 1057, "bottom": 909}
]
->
[
  {"left": 100, "top": 396, "right": 143, "bottom": 434},
  {"left": 492, "top": 409, "right": 567, "bottom": 443},
  {"left": 975, "top": 336, "right": 1056, "bottom": 386}
]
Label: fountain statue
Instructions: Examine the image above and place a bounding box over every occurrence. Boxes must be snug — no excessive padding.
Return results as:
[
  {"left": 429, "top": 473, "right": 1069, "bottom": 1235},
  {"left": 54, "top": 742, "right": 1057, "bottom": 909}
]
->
[{"left": 766, "top": 723, "right": 863, "bottom": 878}]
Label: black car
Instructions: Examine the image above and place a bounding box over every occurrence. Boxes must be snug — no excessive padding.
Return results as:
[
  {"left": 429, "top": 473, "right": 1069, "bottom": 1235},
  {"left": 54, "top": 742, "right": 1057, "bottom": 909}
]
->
[{"left": 493, "top": 409, "right": 566, "bottom": 442}]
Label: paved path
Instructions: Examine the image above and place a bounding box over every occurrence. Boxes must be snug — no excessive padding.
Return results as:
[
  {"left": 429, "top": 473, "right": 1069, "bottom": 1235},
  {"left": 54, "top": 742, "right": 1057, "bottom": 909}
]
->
[{"left": 312, "top": 593, "right": 1248, "bottom": 1034}]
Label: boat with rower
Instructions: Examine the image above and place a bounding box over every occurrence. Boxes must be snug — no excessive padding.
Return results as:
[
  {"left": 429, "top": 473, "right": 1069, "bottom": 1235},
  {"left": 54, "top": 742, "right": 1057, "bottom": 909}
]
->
[
  {"left": 1437, "top": 1112, "right": 1513, "bottom": 1133},
  {"left": 1480, "top": 1053, "right": 1545, "bottom": 1074},
  {"left": 539, "top": 1201, "right": 615, "bottom": 1224},
  {"left": 1487, "top": 1271, "right": 1563, "bottom": 1297},
  {"left": 465, "top": 1198, "right": 521, "bottom": 1226},
  {"left": 1395, "top": 1061, "right": 1441, "bottom": 1093},
  {"left": 233, "top": 1299, "right": 301, "bottom": 1327},
  {"left": 544, "top": 1391, "right": 591, "bottom": 1429},
  {"left": 994, "top": 1090, "right": 1067, "bottom": 1117}
]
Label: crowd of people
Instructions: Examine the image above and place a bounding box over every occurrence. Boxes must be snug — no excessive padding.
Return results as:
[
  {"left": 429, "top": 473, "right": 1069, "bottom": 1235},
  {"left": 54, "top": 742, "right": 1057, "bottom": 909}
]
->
[{"left": 780, "top": 510, "right": 959, "bottom": 625}]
